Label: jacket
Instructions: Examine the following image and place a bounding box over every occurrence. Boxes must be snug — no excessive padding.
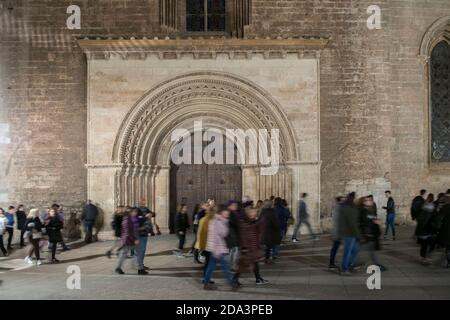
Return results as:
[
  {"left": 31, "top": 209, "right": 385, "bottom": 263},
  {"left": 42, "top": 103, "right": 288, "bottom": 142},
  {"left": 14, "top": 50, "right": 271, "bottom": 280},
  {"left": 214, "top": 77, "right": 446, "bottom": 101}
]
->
[
  {"left": 259, "top": 207, "right": 282, "bottom": 246},
  {"left": 415, "top": 202, "right": 439, "bottom": 238},
  {"left": 25, "top": 217, "right": 43, "bottom": 239},
  {"left": 137, "top": 212, "right": 151, "bottom": 237},
  {"left": 359, "top": 206, "right": 381, "bottom": 241},
  {"left": 174, "top": 213, "right": 190, "bottom": 233},
  {"left": 411, "top": 196, "right": 425, "bottom": 221},
  {"left": 274, "top": 205, "right": 290, "bottom": 231},
  {"left": 81, "top": 204, "right": 98, "bottom": 221},
  {"left": 226, "top": 210, "right": 241, "bottom": 248},
  {"left": 46, "top": 216, "right": 63, "bottom": 243},
  {"left": 111, "top": 214, "right": 123, "bottom": 238},
  {"left": 239, "top": 216, "right": 264, "bottom": 262},
  {"left": 338, "top": 204, "right": 361, "bottom": 238},
  {"left": 298, "top": 200, "right": 308, "bottom": 220},
  {"left": 5, "top": 212, "right": 14, "bottom": 228},
  {"left": 195, "top": 213, "right": 214, "bottom": 251},
  {"left": 205, "top": 215, "right": 229, "bottom": 258},
  {"left": 121, "top": 215, "right": 139, "bottom": 246},
  {"left": 383, "top": 197, "right": 396, "bottom": 215},
  {"left": 16, "top": 210, "right": 27, "bottom": 230}
]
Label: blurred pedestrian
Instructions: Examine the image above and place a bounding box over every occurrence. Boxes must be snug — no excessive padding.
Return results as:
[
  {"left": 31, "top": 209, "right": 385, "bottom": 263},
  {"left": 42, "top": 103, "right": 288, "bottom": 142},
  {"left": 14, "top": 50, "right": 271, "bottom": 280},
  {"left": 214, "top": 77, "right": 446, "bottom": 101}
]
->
[
  {"left": 194, "top": 206, "right": 215, "bottom": 283},
  {"left": 203, "top": 204, "right": 238, "bottom": 291},
  {"left": 411, "top": 190, "right": 427, "bottom": 221},
  {"left": 115, "top": 208, "right": 139, "bottom": 274},
  {"left": 415, "top": 194, "right": 438, "bottom": 265},
  {"left": 437, "top": 195, "right": 450, "bottom": 268},
  {"left": 292, "top": 193, "right": 318, "bottom": 242},
  {"left": 174, "top": 204, "right": 190, "bottom": 257},
  {"left": 273, "top": 197, "right": 289, "bottom": 258},
  {"left": 0, "top": 208, "right": 8, "bottom": 256},
  {"left": 5, "top": 206, "right": 15, "bottom": 250},
  {"left": 259, "top": 200, "right": 281, "bottom": 264},
  {"left": 136, "top": 206, "right": 151, "bottom": 274},
  {"left": 23, "top": 208, "right": 43, "bottom": 265},
  {"left": 338, "top": 192, "right": 361, "bottom": 275},
  {"left": 106, "top": 206, "right": 125, "bottom": 258},
  {"left": 329, "top": 196, "right": 345, "bottom": 269},
  {"left": 227, "top": 200, "right": 241, "bottom": 273}
]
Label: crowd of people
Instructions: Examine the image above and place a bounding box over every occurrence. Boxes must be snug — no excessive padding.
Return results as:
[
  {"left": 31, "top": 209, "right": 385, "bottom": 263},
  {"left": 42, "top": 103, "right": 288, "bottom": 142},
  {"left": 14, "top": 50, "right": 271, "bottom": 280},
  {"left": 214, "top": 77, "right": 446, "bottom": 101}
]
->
[{"left": 1, "top": 188, "right": 449, "bottom": 283}]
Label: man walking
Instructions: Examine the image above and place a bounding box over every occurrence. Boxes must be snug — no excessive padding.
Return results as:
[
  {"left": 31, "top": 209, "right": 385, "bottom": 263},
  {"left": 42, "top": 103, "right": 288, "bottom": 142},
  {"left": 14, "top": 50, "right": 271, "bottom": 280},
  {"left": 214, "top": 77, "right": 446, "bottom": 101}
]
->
[
  {"left": 383, "top": 190, "right": 396, "bottom": 240},
  {"left": 292, "top": 193, "right": 318, "bottom": 242},
  {"left": 81, "top": 200, "right": 98, "bottom": 244}
]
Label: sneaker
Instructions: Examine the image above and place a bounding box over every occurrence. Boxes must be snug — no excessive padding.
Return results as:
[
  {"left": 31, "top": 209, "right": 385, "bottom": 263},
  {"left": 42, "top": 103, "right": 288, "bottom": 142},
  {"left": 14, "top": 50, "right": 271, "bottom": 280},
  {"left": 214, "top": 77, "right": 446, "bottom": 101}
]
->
[
  {"left": 138, "top": 269, "right": 149, "bottom": 275},
  {"left": 256, "top": 278, "right": 269, "bottom": 285},
  {"left": 185, "top": 252, "right": 194, "bottom": 257},
  {"left": 24, "top": 256, "right": 33, "bottom": 264},
  {"left": 292, "top": 238, "right": 298, "bottom": 243},
  {"left": 36, "top": 260, "right": 42, "bottom": 266},
  {"left": 143, "top": 266, "right": 150, "bottom": 271},
  {"left": 115, "top": 268, "right": 125, "bottom": 274},
  {"left": 328, "top": 264, "right": 338, "bottom": 270},
  {"left": 51, "top": 259, "right": 60, "bottom": 263}
]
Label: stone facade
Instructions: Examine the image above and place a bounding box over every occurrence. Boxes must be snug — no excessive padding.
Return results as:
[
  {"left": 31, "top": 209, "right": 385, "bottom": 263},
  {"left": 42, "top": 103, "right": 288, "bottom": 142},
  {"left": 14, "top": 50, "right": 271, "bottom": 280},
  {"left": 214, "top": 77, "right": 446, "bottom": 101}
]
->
[{"left": 1, "top": 1, "right": 449, "bottom": 231}]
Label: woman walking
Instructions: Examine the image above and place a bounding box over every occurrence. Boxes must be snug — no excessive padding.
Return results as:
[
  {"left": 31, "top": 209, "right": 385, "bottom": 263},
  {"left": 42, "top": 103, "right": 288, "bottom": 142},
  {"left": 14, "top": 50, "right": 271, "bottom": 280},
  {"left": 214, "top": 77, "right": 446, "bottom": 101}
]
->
[
  {"left": 203, "top": 204, "right": 238, "bottom": 291},
  {"left": 0, "top": 208, "right": 8, "bottom": 256},
  {"left": 195, "top": 206, "right": 215, "bottom": 283},
  {"left": 45, "top": 208, "right": 63, "bottom": 263},
  {"left": 24, "top": 208, "right": 43, "bottom": 265},
  {"left": 115, "top": 208, "right": 139, "bottom": 274},
  {"left": 235, "top": 207, "right": 268, "bottom": 285},
  {"left": 174, "top": 204, "right": 190, "bottom": 257},
  {"left": 415, "top": 194, "right": 438, "bottom": 265}
]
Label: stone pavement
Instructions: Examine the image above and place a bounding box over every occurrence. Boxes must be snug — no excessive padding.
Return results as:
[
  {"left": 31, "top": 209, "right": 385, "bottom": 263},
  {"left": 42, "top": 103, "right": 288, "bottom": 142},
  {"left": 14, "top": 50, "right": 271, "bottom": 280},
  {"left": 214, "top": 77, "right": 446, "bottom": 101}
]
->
[{"left": 0, "top": 227, "right": 449, "bottom": 300}]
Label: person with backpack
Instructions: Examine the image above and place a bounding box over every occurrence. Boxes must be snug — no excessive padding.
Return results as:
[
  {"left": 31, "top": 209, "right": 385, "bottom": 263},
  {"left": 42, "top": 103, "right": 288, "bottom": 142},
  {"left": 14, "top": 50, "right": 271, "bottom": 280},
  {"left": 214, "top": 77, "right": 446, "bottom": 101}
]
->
[
  {"left": 106, "top": 206, "right": 125, "bottom": 258},
  {"left": 0, "top": 208, "right": 8, "bottom": 256}
]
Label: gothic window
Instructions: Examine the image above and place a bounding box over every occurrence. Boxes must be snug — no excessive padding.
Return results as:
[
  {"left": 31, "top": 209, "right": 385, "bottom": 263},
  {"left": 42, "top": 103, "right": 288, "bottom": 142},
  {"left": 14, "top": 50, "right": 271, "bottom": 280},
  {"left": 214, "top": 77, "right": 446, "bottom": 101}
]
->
[
  {"left": 186, "top": 0, "right": 226, "bottom": 32},
  {"left": 430, "top": 40, "right": 450, "bottom": 162}
]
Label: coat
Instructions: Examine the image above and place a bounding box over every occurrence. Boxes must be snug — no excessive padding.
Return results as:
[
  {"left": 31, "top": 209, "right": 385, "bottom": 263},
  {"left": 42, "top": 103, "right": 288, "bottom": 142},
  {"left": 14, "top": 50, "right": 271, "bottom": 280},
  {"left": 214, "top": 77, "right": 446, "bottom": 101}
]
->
[
  {"left": 411, "top": 196, "right": 425, "bottom": 221},
  {"left": 81, "top": 203, "right": 98, "bottom": 222},
  {"left": 16, "top": 210, "right": 27, "bottom": 230},
  {"left": 111, "top": 214, "right": 123, "bottom": 238},
  {"left": 274, "top": 205, "right": 290, "bottom": 232},
  {"left": 226, "top": 211, "right": 241, "bottom": 248},
  {"left": 195, "top": 213, "right": 213, "bottom": 251},
  {"left": 338, "top": 204, "right": 360, "bottom": 238},
  {"left": 46, "top": 217, "right": 63, "bottom": 243},
  {"left": 174, "top": 213, "right": 190, "bottom": 233},
  {"left": 239, "top": 217, "right": 264, "bottom": 262},
  {"left": 437, "top": 203, "right": 450, "bottom": 246},
  {"left": 121, "top": 215, "right": 139, "bottom": 246},
  {"left": 415, "top": 202, "right": 439, "bottom": 238},
  {"left": 205, "top": 215, "right": 229, "bottom": 259},
  {"left": 259, "top": 207, "right": 282, "bottom": 246}
]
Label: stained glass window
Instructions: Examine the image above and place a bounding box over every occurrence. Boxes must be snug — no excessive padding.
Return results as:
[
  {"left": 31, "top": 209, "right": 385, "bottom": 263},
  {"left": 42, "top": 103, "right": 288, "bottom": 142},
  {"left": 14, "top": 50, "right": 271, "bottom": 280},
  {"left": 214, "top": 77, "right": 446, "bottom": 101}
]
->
[{"left": 430, "top": 41, "right": 450, "bottom": 162}]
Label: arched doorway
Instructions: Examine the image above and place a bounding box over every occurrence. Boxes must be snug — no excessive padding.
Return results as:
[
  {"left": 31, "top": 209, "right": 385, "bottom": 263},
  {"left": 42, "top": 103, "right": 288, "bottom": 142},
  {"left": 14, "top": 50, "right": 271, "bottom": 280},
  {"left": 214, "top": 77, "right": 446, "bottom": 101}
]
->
[{"left": 168, "top": 132, "right": 242, "bottom": 232}]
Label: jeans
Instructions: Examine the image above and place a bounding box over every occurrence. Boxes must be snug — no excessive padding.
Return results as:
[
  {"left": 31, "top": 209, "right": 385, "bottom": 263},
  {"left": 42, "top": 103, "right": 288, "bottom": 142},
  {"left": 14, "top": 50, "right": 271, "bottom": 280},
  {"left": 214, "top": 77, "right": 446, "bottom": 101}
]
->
[
  {"left": 384, "top": 213, "right": 396, "bottom": 237},
  {"left": 203, "top": 254, "right": 234, "bottom": 286},
  {"left": 84, "top": 220, "right": 95, "bottom": 243},
  {"left": 341, "top": 237, "right": 360, "bottom": 272},
  {"left": 177, "top": 232, "right": 186, "bottom": 250},
  {"left": 6, "top": 227, "right": 13, "bottom": 248},
  {"left": 292, "top": 219, "right": 315, "bottom": 240},
  {"left": 117, "top": 245, "right": 138, "bottom": 270},
  {"left": 329, "top": 239, "right": 341, "bottom": 266},
  {"left": 136, "top": 236, "right": 148, "bottom": 270},
  {"left": 202, "top": 251, "right": 211, "bottom": 279}
]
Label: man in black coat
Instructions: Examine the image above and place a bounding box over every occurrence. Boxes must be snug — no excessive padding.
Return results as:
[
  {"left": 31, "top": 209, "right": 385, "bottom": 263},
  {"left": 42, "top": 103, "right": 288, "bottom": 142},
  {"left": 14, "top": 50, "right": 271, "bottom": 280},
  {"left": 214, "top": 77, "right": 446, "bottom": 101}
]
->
[
  {"left": 16, "top": 204, "right": 27, "bottom": 247},
  {"left": 411, "top": 189, "right": 427, "bottom": 221},
  {"left": 81, "top": 200, "right": 99, "bottom": 244},
  {"left": 259, "top": 200, "right": 281, "bottom": 264},
  {"left": 438, "top": 195, "right": 450, "bottom": 268}
]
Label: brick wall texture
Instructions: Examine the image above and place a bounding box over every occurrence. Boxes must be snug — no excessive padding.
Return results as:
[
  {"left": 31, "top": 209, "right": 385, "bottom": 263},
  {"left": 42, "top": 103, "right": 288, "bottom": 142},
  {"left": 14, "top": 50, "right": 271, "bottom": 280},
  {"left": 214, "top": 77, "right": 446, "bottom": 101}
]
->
[{"left": 0, "top": 0, "right": 449, "bottom": 221}]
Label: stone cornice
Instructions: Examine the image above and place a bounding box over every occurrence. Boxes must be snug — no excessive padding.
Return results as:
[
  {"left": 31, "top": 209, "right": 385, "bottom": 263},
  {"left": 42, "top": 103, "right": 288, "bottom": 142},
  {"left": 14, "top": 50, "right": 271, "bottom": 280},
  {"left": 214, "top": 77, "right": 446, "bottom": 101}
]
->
[{"left": 77, "top": 37, "right": 330, "bottom": 60}]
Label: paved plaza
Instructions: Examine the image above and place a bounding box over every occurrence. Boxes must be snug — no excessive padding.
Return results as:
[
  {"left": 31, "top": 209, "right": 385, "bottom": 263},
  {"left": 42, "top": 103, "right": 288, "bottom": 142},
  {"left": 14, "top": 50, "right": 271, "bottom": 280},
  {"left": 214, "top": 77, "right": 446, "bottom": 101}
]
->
[{"left": 0, "top": 227, "right": 449, "bottom": 300}]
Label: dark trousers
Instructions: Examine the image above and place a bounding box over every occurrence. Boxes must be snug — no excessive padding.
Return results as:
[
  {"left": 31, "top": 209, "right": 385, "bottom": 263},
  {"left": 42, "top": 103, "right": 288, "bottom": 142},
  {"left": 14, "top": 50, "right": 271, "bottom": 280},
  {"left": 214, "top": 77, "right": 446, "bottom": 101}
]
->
[
  {"left": 419, "top": 237, "right": 435, "bottom": 258},
  {"left": 84, "top": 220, "right": 95, "bottom": 243},
  {"left": 234, "top": 262, "right": 262, "bottom": 282},
  {"left": 191, "top": 225, "right": 198, "bottom": 251},
  {"left": 6, "top": 228, "right": 13, "bottom": 248},
  {"left": 51, "top": 241, "right": 58, "bottom": 260},
  {"left": 28, "top": 238, "right": 41, "bottom": 260},
  {"left": 329, "top": 239, "right": 341, "bottom": 266},
  {"left": 20, "top": 229, "right": 26, "bottom": 246},
  {"left": 0, "top": 234, "right": 7, "bottom": 255},
  {"left": 177, "top": 232, "right": 186, "bottom": 250}
]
